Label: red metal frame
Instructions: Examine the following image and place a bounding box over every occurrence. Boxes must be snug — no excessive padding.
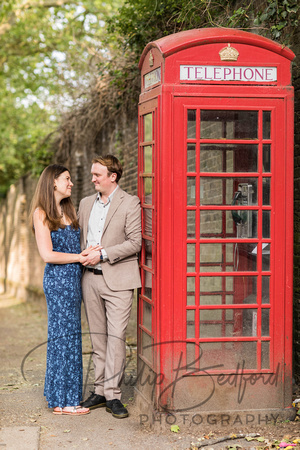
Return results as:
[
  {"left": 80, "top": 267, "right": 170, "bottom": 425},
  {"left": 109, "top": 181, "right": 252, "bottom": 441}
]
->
[{"left": 173, "top": 96, "right": 286, "bottom": 375}]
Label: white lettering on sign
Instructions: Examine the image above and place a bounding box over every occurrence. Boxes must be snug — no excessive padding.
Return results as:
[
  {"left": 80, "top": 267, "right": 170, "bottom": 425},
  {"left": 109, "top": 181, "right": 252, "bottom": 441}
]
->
[
  {"left": 144, "top": 67, "right": 161, "bottom": 88},
  {"left": 180, "top": 65, "right": 277, "bottom": 82}
]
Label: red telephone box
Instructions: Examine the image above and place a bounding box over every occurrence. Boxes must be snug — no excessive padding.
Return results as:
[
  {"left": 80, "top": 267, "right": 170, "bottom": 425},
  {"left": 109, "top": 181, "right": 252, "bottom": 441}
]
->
[{"left": 136, "top": 28, "right": 295, "bottom": 427}]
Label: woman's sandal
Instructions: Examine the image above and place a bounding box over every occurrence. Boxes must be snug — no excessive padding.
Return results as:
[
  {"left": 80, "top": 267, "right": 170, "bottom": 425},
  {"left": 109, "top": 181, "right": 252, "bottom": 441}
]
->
[{"left": 53, "top": 406, "right": 90, "bottom": 415}]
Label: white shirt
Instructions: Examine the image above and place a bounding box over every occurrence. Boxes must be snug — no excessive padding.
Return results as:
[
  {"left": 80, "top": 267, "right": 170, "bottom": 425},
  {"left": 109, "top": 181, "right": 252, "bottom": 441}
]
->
[{"left": 86, "top": 186, "right": 118, "bottom": 269}]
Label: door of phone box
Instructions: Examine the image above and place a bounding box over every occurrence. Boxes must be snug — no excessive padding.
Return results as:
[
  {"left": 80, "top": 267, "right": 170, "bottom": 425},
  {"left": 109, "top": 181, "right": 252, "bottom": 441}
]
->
[{"left": 136, "top": 28, "right": 295, "bottom": 425}]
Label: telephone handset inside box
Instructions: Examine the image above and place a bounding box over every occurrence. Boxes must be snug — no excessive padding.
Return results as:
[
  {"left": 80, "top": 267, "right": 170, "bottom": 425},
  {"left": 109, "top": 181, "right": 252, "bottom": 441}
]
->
[{"left": 232, "top": 183, "right": 254, "bottom": 238}]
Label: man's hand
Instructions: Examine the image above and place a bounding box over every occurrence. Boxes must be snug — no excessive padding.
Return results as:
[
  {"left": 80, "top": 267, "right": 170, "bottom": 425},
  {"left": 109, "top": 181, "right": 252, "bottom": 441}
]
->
[
  {"left": 79, "top": 254, "right": 88, "bottom": 265},
  {"left": 81, "top": 245, "right": 101, "bottom": 256}
]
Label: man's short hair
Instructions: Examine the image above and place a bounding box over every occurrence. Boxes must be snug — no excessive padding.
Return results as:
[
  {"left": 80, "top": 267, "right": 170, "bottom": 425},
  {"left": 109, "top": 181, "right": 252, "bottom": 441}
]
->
[{"left": 92, "top": 154, "right": 123, "bottom": 182}]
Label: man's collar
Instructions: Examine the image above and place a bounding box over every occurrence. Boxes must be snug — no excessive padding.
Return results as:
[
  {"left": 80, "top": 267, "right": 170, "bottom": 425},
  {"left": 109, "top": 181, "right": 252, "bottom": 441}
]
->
[{"left": 97, "top": 185, "right": 119, "bottom": 203}]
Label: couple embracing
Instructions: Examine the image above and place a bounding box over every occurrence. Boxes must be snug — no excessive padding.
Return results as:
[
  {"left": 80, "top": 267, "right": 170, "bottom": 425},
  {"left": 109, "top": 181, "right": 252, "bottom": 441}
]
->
[{"left": 30, "top": 155, "right": 142, "bottom": 418}]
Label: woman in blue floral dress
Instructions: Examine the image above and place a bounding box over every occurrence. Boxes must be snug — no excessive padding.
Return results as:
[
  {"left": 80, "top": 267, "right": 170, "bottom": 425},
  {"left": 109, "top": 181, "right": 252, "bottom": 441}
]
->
[{"left": 30, "top": 164, "right": 98, "bottom": 415}]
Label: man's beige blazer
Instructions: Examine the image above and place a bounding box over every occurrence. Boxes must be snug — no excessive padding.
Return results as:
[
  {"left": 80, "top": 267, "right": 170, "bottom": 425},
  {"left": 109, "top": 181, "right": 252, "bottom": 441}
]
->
[{"left": 78, "top": 187, "right": 142, "bottom": 291}]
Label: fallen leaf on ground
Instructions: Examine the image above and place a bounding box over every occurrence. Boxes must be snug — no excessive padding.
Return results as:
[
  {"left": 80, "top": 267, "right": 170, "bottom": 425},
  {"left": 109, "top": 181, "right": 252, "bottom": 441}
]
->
[{"left": 245, "top": 436, "right": 264, "bottom": 442}]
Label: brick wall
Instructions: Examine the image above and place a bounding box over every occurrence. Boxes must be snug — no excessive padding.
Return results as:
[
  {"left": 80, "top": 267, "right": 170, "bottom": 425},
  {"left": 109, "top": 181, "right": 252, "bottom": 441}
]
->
[{"left": 56, "top": 110, "right": 139, "bottom": 208}]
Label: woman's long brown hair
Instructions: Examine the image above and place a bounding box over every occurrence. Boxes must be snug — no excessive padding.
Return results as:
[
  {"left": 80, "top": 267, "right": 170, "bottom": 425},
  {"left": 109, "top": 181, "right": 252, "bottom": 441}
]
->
[{"left": 29, "top": 164, "right": 79, "bottom": 232}]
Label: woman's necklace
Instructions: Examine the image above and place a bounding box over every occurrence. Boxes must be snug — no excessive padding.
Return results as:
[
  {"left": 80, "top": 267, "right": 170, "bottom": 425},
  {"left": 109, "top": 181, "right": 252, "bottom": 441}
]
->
[{"left": 59, "top": 204, "right": 71, "bottom": 225}]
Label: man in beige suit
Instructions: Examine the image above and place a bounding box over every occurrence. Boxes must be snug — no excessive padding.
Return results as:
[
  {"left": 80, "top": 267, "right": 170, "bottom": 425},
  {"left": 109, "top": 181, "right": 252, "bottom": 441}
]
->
[{"left": 78, "top": 154, "right": 141, "bottom": 419}]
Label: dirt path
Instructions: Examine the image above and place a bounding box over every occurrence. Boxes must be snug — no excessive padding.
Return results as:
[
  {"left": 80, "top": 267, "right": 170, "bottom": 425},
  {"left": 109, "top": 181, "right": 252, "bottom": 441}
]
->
[{"left": 0, "top": 293, "right": 299, "bottom": 449}]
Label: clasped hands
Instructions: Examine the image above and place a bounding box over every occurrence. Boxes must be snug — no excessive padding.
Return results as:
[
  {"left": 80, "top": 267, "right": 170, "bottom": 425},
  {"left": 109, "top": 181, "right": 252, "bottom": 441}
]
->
[{"left": 79, "top": 245, "right": 102, "bottom": 266}]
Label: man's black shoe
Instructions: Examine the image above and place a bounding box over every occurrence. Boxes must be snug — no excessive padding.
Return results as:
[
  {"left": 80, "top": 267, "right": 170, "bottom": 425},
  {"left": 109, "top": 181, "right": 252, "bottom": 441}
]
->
[
  {"left": 106, "top": 399, "right": 128, "bottom": 419},
  {"left": 81, "top": 392, "right": 106, "bottom": 409}
]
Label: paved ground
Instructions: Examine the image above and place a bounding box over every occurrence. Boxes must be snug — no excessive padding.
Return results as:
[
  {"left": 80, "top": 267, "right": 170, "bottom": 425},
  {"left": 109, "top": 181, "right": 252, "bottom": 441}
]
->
[{"left": 0, "top": 293, "right": 299, "bottom": 450}]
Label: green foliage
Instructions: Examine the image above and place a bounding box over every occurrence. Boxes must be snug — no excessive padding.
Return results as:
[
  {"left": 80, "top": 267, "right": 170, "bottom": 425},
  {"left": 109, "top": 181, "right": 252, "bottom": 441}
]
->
[
  {"left": 253, "top": 0, "right": 299, "bottom": 41},
  {"left": 227, "top": 5, "right": 252, "bottom": 29},
  {"left": 105, "top": 0, "right": 228, "bottom": 57},
  {"left": 0, "top": 98, "right": 54, "bottom": 196},
  {"left": 0, "top": 0, "right": 121, "bottom": 194},
  {"left": 106, "top": 0, "right": 298, "bottom": 57}
]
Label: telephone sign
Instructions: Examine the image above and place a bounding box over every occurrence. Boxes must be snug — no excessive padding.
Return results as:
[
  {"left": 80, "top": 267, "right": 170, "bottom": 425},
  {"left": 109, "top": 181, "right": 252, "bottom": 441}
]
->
[{"left": 180, "top": 65, "right": 277, "bottom": 82}]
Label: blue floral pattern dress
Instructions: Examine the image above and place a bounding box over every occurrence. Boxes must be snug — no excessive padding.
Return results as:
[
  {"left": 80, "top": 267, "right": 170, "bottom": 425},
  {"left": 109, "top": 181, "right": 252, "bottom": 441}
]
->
[{"left": 43, "top": 225, "right": 83, "bottom": 408}]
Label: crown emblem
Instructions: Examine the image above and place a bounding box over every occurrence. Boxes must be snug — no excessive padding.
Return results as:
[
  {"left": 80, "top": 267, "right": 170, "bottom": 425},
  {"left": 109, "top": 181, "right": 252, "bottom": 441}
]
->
[
  {"left": 149, "top": 51, "right": 154, "bottom": 67},
  {"left": 219, "top": 44, "right": 239, "bottom": 61}
]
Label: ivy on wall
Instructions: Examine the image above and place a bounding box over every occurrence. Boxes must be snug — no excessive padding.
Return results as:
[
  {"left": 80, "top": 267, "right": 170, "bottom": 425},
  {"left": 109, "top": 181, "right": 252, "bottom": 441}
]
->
[{"left": 228, "top": 0, "right": 299, "bottom": 42}]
